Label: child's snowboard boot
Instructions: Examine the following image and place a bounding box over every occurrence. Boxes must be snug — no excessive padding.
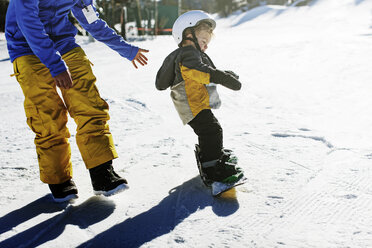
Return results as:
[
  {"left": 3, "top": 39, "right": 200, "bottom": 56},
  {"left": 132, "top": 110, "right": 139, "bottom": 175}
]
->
[
  {"left": 195, "top": 145, "right": 244, "bottom": 185},
  {"left": 89, "top": 160, "right": 128, "bottom": 196}
]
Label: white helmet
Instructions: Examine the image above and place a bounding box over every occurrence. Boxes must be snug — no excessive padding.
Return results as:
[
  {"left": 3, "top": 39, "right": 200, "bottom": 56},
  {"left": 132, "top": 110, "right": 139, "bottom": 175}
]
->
[{"left": 172, "top": 10, "right": 216, "bottom": 46}]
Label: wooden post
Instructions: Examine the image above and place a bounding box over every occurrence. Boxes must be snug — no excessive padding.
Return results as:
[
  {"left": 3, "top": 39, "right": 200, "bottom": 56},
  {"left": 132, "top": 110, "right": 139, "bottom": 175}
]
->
[
  {"left": 136, "top": 0, "right": 143, "bottom": 36},
  {"left": 121, "top": 6, "right": 127, "bottom": 40},
  {"left": 154, "top": 0, "right": 158, "bottom": 36},
  {"left": 178, "top": 0, "right": 182, "bottom": 16},
  {"left": 111, "top": 0, "right": 115, "bottom": 27}
]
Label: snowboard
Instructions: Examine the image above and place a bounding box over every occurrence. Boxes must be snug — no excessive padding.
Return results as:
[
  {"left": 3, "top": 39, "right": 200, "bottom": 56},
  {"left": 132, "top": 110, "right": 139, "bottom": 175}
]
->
[{"left": 211, "top": 176, "right": 247, "bottom": 196}]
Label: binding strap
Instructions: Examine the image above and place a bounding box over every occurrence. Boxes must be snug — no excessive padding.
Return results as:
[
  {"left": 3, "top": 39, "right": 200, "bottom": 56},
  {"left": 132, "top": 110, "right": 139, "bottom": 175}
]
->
[{"left": 201, "top": 159, "right": 219, "bottom": 169}]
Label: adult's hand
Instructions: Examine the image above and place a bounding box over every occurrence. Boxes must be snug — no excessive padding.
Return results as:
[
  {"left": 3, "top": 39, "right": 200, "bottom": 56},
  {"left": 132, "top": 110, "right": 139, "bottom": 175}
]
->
[
  {"left": 53, "top": 70, "right": 73, "bottom": 89},
  {"left": 132, "top": 48, "right": 149, "bottom": 69}
]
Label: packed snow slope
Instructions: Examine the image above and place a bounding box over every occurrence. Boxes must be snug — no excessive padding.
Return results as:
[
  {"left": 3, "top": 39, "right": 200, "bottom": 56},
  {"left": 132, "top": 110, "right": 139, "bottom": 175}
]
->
[{"left": 1, "top": 0, "right": 372, "bottom": 247}]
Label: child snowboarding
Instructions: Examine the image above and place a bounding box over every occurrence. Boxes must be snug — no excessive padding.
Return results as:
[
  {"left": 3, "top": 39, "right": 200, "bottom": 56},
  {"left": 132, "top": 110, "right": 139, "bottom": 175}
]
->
[{"left": 155, "top": 10, "right": 245, "bottom": 196}]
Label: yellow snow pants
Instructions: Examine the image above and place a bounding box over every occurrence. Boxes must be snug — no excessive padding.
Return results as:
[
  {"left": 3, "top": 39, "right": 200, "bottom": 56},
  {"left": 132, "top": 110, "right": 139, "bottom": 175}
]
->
[{"left": 13, "top": 47, "right": 118, "bottom": 184}]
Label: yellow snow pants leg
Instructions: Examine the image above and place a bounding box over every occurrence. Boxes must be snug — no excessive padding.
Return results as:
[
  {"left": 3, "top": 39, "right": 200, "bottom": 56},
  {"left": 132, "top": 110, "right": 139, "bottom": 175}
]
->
[
  {"left": 13, "top": 47, "right": 118, "bottom": 184},
  {"left": 61, "top": 47, "right": 118, "bottom": 169}
]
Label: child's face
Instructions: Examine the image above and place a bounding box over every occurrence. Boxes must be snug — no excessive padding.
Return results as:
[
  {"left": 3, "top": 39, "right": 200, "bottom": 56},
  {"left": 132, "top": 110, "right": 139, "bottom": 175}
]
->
[
  {"left": 196, "top": 31, "right": 212, "bottom": 52},
  {"left": 184, "top": 30, "right": 212, "bottom": 52}
]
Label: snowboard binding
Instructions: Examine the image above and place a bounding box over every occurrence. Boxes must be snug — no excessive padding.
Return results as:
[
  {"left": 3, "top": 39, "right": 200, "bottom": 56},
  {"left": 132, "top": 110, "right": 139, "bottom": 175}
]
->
[
  {"left": 194, "top": 145, "right": 244, "bottom": 186},
  {"left": 194, "top": 144, "right": 214, "bottom": 187},
  {"left": 194, "top": 144, "right": 247, "bottom": 196}
]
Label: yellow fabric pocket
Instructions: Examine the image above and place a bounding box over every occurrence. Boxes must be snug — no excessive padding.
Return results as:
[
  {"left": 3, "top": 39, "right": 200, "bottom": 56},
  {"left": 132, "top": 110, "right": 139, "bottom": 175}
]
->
[{"left": 24, "top": 105, "right": 43, "bottom": 136}]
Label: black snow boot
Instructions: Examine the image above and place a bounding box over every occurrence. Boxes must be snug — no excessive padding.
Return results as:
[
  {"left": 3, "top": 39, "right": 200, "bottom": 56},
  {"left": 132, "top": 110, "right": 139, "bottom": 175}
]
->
[
  {"left": 48, "top": 179, "right": 78, "bottom": 202},
  {"left": 89, "top": 160, "right": 128, "bottom": 196}
]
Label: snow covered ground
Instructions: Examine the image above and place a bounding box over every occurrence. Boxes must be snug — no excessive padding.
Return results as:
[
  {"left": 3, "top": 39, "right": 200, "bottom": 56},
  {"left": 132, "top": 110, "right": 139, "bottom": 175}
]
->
[{"left": 1, "top": 0, "right": 372, "bottom": 247}]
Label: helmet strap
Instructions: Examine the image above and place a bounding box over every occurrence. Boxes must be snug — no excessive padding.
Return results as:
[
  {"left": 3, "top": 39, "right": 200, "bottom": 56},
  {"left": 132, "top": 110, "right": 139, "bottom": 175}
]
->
[
  {"left": 190, "top": 28, "right": 202, "bottom": 52},
  {"left": 181, "top": 27, "right": 202, "bottom": 52}
]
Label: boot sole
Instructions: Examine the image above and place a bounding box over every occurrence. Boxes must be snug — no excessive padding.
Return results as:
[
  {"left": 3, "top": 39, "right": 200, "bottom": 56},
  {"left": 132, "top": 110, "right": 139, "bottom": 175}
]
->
[
  {"left": 93, "top": 183, "right": 129, "bottom": 196},
  {"left": 52, "top": 193, "right": 78, "bottom": 203}
]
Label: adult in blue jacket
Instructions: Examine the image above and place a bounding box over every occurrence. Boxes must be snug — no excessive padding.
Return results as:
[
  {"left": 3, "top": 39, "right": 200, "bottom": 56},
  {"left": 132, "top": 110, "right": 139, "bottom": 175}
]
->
[{"left": 5, "top": 0, "right": 149, "bottom": 202}]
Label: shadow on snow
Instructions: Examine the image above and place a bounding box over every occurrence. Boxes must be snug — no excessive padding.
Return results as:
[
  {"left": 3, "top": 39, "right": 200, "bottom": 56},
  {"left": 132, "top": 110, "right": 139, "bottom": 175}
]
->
[
  {"left": 0, "top": 177, "right": 239, "bottom": 248},
  {"left": 78, "top": 176, "right": 240, "bottom": 247},
  {"left": 0, "top": 195, "right": 115, "bottom": 248},
  {"left": 355, "top": 0, "right": 367, "bottom": 5}
]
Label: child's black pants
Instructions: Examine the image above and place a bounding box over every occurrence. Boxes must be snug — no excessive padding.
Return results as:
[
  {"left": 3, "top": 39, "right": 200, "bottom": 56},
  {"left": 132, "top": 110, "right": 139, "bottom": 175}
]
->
[{"left": 188, "top": 109, "right": 223, "bottom": 162}]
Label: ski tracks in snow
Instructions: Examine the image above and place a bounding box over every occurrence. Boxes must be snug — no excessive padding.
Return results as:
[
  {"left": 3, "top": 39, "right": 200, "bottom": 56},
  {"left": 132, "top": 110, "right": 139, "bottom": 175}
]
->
[
  {"left": 228, "top": 105, "right": 372, "bottom": 247},
  {"left": 249, "top": 151, "right": 372, "bottom": 247}
]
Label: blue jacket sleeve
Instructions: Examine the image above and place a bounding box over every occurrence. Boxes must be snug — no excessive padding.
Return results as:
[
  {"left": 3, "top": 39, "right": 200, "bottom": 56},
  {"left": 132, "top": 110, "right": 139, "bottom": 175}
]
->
[
  {"left": 14, "top": 0, "right": 67, "bottom": 77},
  {"left": 72, "top": 0, "right": 139, "bottom": 61}
]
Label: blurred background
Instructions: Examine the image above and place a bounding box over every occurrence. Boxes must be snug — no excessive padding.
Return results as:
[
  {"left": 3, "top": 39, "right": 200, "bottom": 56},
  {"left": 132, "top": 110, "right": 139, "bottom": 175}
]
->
[{"left": 0, "top": 0, "right": 313, "bottom": 40}]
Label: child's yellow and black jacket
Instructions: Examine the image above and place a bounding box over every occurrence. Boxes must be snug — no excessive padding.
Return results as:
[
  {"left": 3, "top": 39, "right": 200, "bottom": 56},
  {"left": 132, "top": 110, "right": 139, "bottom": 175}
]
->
[{"left": 156, "top": 46, "right": 222, "bottom": 125}]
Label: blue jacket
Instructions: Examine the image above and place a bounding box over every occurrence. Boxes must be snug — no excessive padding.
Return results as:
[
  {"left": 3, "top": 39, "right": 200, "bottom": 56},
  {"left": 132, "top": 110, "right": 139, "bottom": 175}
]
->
[{"left": 5, "top": 0, "right": 139, "bottom": 77}]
